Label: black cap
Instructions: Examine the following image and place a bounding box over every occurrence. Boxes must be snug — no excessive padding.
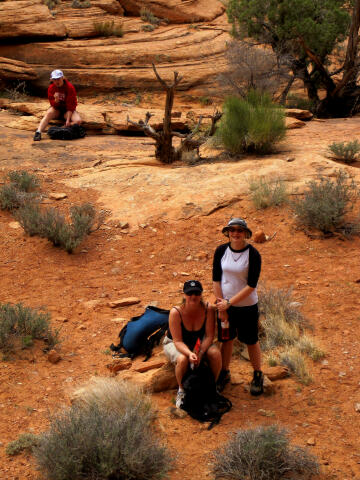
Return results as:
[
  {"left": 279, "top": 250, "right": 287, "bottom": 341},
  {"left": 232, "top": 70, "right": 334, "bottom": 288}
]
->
[
  {"left": 183, "top": 280, "right": 203, "bottom": 295},
  {"left": 222, "top": 217, "right": 252, "bottom": 238}
]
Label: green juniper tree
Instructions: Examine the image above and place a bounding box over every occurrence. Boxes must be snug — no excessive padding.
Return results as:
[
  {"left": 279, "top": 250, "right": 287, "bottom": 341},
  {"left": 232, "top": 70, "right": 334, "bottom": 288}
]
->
[{"left": 227, "top": 0, "right": 360, "bottom": 117}]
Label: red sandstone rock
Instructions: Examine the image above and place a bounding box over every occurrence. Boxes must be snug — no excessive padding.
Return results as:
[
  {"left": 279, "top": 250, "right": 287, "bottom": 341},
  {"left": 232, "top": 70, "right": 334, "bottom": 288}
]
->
[
  {"left": 48, "top": 350, "right": 62, "bottom": 364},
  {"left": 253, "top": 231, "right": 266, "bottom": 243},
  {"left": 263, "top": 366, "right": 290, "bottom": 381},
  {"left": 0, "top": 57, "right": 37, "bottom": 81},
  {"left": 109, "top": 297, "right": 141, "bottom": 307},
  {"left": 107, "top": 359, "right": 132, "bottom": 372},
  {"left": 134, "top": 360, "right": 166, "bottom": 373}
]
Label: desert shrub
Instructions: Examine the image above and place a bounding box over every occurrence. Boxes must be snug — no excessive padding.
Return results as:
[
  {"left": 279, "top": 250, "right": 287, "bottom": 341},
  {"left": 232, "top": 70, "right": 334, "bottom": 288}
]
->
[
  {"left": 14, "top": 203, "right": 43, "bottom": 236},
  {"left": 72, "top": 377, "right": 155, "bottom": 423},
  {"left": 140, "top": 7, "right": 160, "bottom": 25},
  {"left": 286, "top": 94, "right": 315, "bottom": 112},
  {"left": 215, "top": 91, "right": 286, "bottom": 154},
  {"left": 43, "top": 0, "right": 60, "bottom": 10},
  {"left": 6, "top": 433, "right": 39, "bottom": 456},
  {"left": 280, "top": 348, "right": 312, "bottom": 384},
  {"left": 249, "top": 176, "right": 288, "bottom": 209},
  {"left": 93, "top": 20, "right": 123, "bottom": 37},
  {"left": 142, "top": 24, "right": 155, "bottom": 32},
  {"left": 7, "top": 170, "right": 40, "bottom": 192},
  {"left": 71, "top": 0, "right": 91, "bottom": 7},
  {"left": 34, "top": 400, "right": 170, "bottom": 480},
  {"left": 295, "top": 335, "right": 325, "bottom": 361},
  {"left": 0, "top": 303, "right": 59, "bottom": 352},
  {"left": 0, "top": 170, "right": 40, "bottom": 211},
  {"left": 0, "top": 184, "right": 30, "bottom": 211},
  {"left": 15, "top": 202, "right": 103, "bottom": 253},
  {"left": 328, "top": 140, "right": 360, "bottom": 163},
  {"left": 212, "top": 425, "right": 319, "bottom": 480},
  {"left": 258, "top": 286, "right": 307, "bottom": 351},
  {"left": 292, "top": 170, "right": 359, "bottom": 233},
  {"left": 199, "top": 96, "right": 212, "bottom": 106},
  {"left": 0, "top": 81, "right": 28, "bottom": 102}
]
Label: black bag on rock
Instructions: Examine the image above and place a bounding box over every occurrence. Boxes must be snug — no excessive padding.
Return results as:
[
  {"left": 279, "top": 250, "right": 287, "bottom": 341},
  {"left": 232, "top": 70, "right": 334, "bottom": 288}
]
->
[
  {"left": 181, "top": 362, "right": 232, "bottom": 430},
  {"left": 47, "top": 124, "right": 86, "bottom": 140}
]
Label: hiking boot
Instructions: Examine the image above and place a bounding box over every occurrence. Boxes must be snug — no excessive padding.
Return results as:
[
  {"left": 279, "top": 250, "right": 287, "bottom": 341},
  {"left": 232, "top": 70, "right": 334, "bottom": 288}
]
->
[
  {"left": 216, "top": 369, "right": 231, "bottom": 393},
  {"left": 33, "top": 131, "right": 41, "bottom": 141},
  {"left": 176, "top": 388, "right": 185, "bottom": 409},
  {"left": 250, "top": 370, "right": 264, "bottom": 396}
]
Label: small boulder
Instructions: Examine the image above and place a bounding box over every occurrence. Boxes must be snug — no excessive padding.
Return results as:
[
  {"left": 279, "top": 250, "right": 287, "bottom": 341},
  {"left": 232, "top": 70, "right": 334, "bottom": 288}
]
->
[
  {"left": 134, "top": 360, "right": 166, "bottom": 373},
  {"left": 106, "top": 359, "right": 132, "bottom": 373},
  {"left": 49, "top": 193, "right": 67, "bottom": 200},
  {"left": 48, "top": 350, "right": 61, "bottom": 364},
  {"left": 263, "top": 366, "right": 290, "bottom": 381},
  {"left": 109, "top": 297, "right": 140, "bottom": 308},
  {"left": 307, "top": 437, "right": 316, "bottom": 446},
  {"left": 253, "top": 231, "right": 266, "bottom": 243}
]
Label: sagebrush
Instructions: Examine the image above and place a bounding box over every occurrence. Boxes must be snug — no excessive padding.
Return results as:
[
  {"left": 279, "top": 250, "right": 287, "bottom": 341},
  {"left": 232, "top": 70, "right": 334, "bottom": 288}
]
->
[
  {"left": 34, "top": 381, "right": 170, "bottom": 480},
  {"left": 328, "top": 140, "right": 360, "bottom": 163},
  {"left": 72, "top": 377, "right": 155, "bottom": 423},
  {"left": 212, "top": 425, "right": 319, "bottom": 480},
  {"left": 216, "top": 90, "right": 286, "bottom": 154},
  {"left": 140, "top": 7, "right": 161, "bottom": 26},
  {"left": 6, "top": 433, "right": 39, "bottom": 456},
  {"left": 249, "top": 176, "right": 288, "bottom": 209},
  {"left": 0, "top": 303, "right": 59, "bottom": 352},
  {"left": 0, "top": 170, "right": 40, "bottom": 211},
  {"left": 292, "top": 170, "right": 359, "bottom": 233},
  {"left": 15, "top": 202, "right": 104, "bottom": 253}
]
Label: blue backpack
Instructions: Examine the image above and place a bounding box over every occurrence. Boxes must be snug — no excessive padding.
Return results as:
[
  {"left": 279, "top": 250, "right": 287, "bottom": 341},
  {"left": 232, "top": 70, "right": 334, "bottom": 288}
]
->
[{"left": 110, "top": 306, "right": 169, "bottom": 361}]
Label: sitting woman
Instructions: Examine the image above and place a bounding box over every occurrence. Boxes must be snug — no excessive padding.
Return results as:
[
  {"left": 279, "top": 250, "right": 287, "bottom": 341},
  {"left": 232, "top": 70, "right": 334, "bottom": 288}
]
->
[{"left": 163, "top": 280, "right": 221, "bottom": 408}]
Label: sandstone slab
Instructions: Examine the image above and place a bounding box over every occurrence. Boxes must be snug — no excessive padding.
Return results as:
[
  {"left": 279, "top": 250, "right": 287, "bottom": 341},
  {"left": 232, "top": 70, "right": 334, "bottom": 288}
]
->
[
  {"left": 286, "top": 108, "right": 313, "bottom": 121},
  {"left": 0, "top": 57, "right": 37, "bottom": 81},
  {"left": 263, "top": 366, "right": 290, "bottom": 381},
  {"left": 109, "top": 297, "right": 141, "bottom": 307},
  {"left": 0, "top": 0, "right": 66, "bottom": 39}
]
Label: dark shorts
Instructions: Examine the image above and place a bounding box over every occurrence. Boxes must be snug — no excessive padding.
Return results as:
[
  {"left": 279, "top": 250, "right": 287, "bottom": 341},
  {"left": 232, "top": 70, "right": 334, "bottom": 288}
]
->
[{"left": 217, "top": 304, "right": 259, "bottom": 345}]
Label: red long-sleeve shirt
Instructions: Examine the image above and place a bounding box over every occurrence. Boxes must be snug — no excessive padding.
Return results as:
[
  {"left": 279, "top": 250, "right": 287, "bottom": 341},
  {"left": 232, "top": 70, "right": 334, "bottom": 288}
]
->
[{"left": 48, "top": 79, "right": 77, "bottom": 112}]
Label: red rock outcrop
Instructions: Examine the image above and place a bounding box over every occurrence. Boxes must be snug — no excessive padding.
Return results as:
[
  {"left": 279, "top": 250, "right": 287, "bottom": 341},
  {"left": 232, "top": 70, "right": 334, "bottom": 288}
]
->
[
  {"left": 0, "top": 0, "right": 66, "bottom": 39},
  {"left": 0, "top": 57, "right": 38, "bottom": 80}
]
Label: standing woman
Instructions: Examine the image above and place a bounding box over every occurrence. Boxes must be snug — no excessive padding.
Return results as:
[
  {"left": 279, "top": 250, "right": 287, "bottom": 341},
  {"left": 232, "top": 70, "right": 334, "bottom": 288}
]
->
[
  {"left": 163, "top": 280, "right": 221, "bottom": 408},
  {"left": 213, "top": 218, "right": 263, "bottom": 395}
]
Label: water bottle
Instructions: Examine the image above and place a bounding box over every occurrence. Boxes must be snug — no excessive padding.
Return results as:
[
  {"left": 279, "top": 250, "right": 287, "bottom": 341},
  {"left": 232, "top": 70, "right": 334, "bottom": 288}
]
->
[
  {"left": 190, "top": 338, "right": 201, "bottom": 370},
  {"left": 221, "top": 319, "right": 230, "bottom": 341}
]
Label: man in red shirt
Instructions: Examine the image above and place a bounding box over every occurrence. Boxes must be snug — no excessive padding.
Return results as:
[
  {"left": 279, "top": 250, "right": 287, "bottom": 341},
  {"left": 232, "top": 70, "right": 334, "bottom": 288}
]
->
[{"left": 34, "top": 70, "right": 82, "bottom": 141}]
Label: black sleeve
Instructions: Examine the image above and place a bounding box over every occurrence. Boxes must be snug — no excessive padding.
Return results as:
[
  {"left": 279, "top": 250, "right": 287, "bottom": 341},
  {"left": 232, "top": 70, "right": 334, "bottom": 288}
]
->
[
  {"left": 248, "top": 245, "right": 261, "bottom": 288},
  {"left": 212, "top": 244, "right": 228, "bottom": 282}
]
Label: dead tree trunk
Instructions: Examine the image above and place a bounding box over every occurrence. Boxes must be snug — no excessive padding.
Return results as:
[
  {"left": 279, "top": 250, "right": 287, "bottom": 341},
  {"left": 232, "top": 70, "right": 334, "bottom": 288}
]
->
[{"left": 127, "top": 64, "right": 222, "bottom": 164}]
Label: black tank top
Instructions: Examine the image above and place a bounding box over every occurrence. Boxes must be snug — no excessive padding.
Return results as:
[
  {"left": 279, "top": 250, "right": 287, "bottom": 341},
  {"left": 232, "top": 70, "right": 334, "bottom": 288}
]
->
[{"left": 168, "top": 305, "right": 207, "bottom": 351}]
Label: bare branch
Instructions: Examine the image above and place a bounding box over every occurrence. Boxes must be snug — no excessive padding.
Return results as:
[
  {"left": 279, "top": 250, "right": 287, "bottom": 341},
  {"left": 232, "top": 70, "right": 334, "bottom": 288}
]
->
[{"left": 126, "top": 114, "right": 159, "bottom": 139}]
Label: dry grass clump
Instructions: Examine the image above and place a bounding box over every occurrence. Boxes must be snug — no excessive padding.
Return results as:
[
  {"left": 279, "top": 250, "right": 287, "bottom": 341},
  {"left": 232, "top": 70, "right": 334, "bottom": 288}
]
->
[
  {"left": 295, "top": 335, "right": 325, "bottom": 361},
  {"left": 258, "top": 285, "right": 324, "bottom": 383},
  {"left": 279, "top": 348, "right": 312, "bottom": 384},
  {"left": 211, "top": 425, "right": 319, "bottom": 480},
  {"left": 34, "top": 378, "right": 170, "bottom": 480},
  {"left": 249, "top": 176, "right": 288, "bottom": 209},
  {"left": 72, "top": 377, "right": 155, "bottom": 422}
]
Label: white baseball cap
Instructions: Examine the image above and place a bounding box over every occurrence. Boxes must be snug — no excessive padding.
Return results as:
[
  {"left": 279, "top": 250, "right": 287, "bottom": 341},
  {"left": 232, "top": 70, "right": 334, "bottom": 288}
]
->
[{"left": 50, "top": 69, "right": 64, "bottom": 80}]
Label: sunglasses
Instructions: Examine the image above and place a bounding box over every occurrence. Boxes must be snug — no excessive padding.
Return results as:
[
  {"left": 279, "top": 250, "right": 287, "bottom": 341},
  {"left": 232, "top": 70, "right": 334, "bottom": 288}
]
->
[
  {"left": 228, "top": 227, "right": 245, "bottom": 233},
  {"left": 185, "top": 291, "right": 201, "bottom": 296}
]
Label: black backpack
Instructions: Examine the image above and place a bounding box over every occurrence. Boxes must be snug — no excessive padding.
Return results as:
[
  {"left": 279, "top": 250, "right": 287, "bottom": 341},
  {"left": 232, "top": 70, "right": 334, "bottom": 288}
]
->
[
  {"left": 181, "top": 362, "right": 232, "bottom": 430},
  {"left": 110, "top": 305, "right": 169, "bottom": 361},
  {"left": 47, "top": 124, "right": 86, "bottom": 140}
]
